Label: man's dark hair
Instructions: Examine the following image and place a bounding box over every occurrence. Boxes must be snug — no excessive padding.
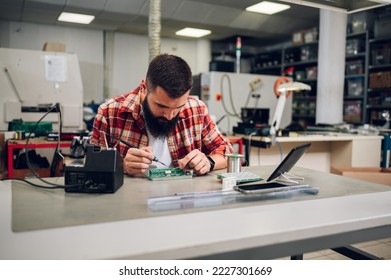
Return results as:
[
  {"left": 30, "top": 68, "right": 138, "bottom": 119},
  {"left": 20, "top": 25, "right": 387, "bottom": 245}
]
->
[{"left": 146, "top": 54, "right": 193, "bottom": 98}]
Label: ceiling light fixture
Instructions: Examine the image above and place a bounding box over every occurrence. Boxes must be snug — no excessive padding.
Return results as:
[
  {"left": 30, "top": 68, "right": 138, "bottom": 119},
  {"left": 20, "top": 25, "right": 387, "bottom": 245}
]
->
[
  {"left": 278, "top": 0, "right": 391, "bottom": 14},
  {"left": 246, "top": 1, "right": 291, "bottom": 15},
  {"left": 175, "top": 28, "right": 211, "bottom": 38},
  {"left": 58, "top": 12, "right": 95, "bottom": 24}
]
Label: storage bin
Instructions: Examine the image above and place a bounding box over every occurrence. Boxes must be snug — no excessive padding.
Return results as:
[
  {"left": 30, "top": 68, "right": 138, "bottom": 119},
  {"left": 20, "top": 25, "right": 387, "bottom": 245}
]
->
[
  {"left": 345, "top": 60, "right": 363, "bottom": 75},
  {"left": 368, "top": 91, "right": 391, "bottom": 106},
  {"left": 305, "top": 66, "right": 317, "bottom": 79},
  {"left": 347, "top": 77, "right": 364, "bottom": 96},
  {"left": 295, "top": 71, "right": 305, "bottom": 80},
  {"left": 367, "top": 94, "right": 381, "bottom": 105},
  {"left": 372, "top": 46, "right": 391, "bottom": 66},
  {"left": 346, "top": 38, "right": 365, "bottom": 55},
  {"left": 343, "top": 100, "right": 362, "bottom": 122},
  {"left": 369, "top": 71, "right": 391, "bottom": 89},
  {"left": 383, "top": 92, "right": 391, "bottom": 104}
]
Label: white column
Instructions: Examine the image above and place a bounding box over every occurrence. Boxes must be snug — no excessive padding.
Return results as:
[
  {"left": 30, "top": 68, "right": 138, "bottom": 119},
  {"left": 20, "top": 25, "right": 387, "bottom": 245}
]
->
[
  {"left": 195, "top": 39, "right": 211, "bottom": 73},
  {"left": 103, "top": 31, "right": 114, "bottom": 100},
  {"left": 148, "top": 0, "right": 161, "bottom": 62},
  {"left": 316, "top": 9, "right": 347, "bottom": 124}
]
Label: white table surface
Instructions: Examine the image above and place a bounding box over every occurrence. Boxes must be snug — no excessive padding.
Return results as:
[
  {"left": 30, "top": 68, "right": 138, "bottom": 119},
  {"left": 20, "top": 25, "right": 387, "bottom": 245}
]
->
[{"left": 1, "top": 166, "right": 391, "bottom": 260}]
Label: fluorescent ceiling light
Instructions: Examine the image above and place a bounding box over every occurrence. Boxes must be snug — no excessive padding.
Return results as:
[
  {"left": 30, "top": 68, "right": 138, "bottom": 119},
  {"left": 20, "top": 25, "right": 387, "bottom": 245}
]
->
[
  {"left": 246, "top": 1, "right": 290, "bottom": 15},
  {"left": 278, "top": 0, "right": 390, "bottom": 14},
  {"left": 58, "top": 12, "right": 95, "bottom": 24},
  {"left": 175, "top": 28, "right": 211, "bottom": 38}
]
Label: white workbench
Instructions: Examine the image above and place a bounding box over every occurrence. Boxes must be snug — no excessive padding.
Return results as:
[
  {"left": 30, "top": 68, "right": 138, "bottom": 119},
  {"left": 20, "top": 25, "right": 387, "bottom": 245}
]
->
[
  {"left": 246, "top": 133, "right": 383, "bottom": 172},
  {"left": 1, "top": 166, "right": 390, "bottom": 260}
]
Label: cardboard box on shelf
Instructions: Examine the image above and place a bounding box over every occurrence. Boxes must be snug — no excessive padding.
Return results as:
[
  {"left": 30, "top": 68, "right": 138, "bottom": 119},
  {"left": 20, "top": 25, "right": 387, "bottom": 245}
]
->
[
  {"left": 303, "top": 27, "right": 318, "bottom": 43},
  {"left": 292, "top": 31, "right": 304, "bottom": 45},
  {"left": 331, "top": 167, "right": 391, "bottom": 186},
  {"left": 292, "top": 27, "right": 318, "bottom": 45},
  {"left": 42, "top": 42, "right": 66, "bottom": 52}
]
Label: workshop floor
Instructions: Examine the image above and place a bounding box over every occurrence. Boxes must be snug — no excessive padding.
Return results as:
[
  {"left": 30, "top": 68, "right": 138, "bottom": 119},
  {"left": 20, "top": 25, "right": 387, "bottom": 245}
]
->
[{"left": 278, "top": 237, "right": 391, "bottom": 260}]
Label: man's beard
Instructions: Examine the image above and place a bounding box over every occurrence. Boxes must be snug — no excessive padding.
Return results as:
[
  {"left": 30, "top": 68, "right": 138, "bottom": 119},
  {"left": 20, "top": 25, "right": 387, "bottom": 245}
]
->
[{"left": 142, "top": 96, "right": 180, "bottom": 139}]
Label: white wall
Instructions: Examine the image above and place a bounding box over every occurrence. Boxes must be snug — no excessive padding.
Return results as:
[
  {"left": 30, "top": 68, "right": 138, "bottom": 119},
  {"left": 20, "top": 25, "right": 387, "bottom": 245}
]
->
[
  {"left": 0, "top": 20, "right": 212, "bottom": 103},
  {"left": 0, "top": 21, "right": 104, "bottom": 103},
  {"left": 0, "top": 21, "right": 10, "bottom": 46},
  {"left": 110, "top": 32, "right": 149, "bottom": 98},
  {"left": 110, "top": 33, "right": 211, "bottom": 98}
]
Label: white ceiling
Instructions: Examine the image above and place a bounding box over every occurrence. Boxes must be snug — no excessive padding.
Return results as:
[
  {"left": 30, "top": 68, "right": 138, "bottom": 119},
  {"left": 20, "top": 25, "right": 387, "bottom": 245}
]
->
[{"left": 0, "top": 0, "right": 389, "bottom": 47}]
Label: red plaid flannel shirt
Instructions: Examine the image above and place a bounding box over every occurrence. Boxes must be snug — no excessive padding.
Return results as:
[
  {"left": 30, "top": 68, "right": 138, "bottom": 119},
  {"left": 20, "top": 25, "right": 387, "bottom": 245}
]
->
[{"left": 91, "top": 82, "right": 233, "bottom": 166}]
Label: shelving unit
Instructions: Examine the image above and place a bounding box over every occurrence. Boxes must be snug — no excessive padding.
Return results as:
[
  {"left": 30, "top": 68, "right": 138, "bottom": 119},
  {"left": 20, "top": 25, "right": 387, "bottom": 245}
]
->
[
  {"left": 253, "top": 42, "right": 319, "bottom": 128},
  {"left": 343, "top": 31, "right": 369, "bottom": 124},
  {"left": 210, "top": 40, "right": 259, "bottom": 73},
  {"left": 253, "top": 49, "right": 282, "bottom": 76},
  {"left": 283, "top": 42, "right": 318, "bottom": 128},
  {"left": 367, "top": 35, "right": 391, "bottom": 126},
  {"left": 211, "top": 25, "right": 389, "bottom": 130},
  {"left": 342, "top": 31, "right": 391, "bottom": 126}
]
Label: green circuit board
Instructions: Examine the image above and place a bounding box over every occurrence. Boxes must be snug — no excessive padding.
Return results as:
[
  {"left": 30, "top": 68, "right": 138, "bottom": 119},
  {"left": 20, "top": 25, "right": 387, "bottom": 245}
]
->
[{"left": 147, "top": 168, "right": 193, "bottom": 181}]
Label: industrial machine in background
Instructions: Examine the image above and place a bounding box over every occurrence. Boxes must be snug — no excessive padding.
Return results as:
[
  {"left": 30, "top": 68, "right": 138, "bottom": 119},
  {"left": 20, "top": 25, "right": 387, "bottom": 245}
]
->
[
  {"left": 0, "top": 48, "right": 84, "bottom": 132},
  {"left": 199, "top": 72, "right": 293, "bottom": 136}
]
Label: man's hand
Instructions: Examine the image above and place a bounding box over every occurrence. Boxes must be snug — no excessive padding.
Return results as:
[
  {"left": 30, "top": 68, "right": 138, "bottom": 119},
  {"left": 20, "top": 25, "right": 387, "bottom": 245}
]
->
[
  {"left": 178, "top": 149, "right": 210, "bottom": 175},
  {"left": 124, "top": 146, "right": 154, "bottom": 175}
]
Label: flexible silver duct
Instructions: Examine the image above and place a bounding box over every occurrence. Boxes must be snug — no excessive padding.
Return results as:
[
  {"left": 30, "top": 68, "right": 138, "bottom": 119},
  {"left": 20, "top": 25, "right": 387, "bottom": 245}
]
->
[{"left": 149, "top": 0, "right": 161, "bottom": 62}]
